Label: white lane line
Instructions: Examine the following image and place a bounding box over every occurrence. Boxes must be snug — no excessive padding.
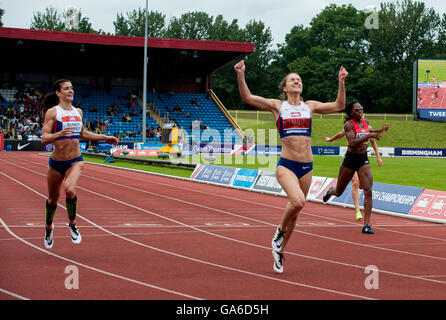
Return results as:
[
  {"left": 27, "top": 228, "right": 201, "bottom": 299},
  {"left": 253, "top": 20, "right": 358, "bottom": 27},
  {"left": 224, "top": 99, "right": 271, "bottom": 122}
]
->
[{"left": 0, "top": 166, "right": 377, "bottom": 300}]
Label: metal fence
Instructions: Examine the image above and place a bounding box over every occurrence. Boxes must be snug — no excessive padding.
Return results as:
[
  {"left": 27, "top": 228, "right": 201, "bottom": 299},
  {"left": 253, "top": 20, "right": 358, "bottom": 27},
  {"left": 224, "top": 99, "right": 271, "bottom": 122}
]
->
[{"left": 228, "top": 110, "right": 414, "bottom": 124}]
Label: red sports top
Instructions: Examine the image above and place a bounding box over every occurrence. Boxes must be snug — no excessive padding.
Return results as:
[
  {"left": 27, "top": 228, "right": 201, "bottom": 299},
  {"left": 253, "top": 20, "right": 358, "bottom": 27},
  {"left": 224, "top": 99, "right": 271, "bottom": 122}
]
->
[{"left": 348, "top": 118, "right": 369, "bottom": 145}]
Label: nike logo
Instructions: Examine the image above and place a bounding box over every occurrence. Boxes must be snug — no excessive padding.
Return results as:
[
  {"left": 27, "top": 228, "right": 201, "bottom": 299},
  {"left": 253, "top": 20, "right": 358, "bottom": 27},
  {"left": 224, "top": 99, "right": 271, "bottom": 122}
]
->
[
  {"left": 17, "top": 142, "right": 31, "bottom": 150},
  {"left": 302, "top": 166, "right": 310, "bottom": 169}
]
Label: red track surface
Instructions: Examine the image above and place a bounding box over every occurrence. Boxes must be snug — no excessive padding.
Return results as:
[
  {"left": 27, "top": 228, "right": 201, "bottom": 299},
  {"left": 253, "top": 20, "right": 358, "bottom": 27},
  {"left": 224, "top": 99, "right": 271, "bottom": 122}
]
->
[{"left": 1, "top": 152, "right": 446, "bottom": 301}]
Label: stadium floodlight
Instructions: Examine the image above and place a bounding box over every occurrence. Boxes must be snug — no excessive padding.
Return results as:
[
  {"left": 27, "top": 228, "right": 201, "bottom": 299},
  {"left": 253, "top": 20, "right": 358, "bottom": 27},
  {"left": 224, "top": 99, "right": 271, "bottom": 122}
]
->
[{"left": 142, "top": 0, "right": 148, "bottom": 143}]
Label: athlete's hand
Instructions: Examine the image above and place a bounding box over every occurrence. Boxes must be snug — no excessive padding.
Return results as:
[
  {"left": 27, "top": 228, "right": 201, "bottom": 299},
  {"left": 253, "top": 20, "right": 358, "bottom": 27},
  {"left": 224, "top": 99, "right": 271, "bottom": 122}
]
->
[
  {"left": 381, "top": 123, "right": 390, "bottom": 132},
  {"left": 58, "top": 126, "right": 74, "bottom": 137},
  {"left": 376, "top": 156, "right": 383, "bottom": 166},
  {"left": 369, "top": 132, "right": 382, "bottom": 140},
  {"left": 338, "top": 66, "right": 348, "bottom": 82},
  {"left": 105, "top": 136, "right": 119, "bottom": 146},
  {"left": 234, "top": 60, "right": 246, "bottom": 74}
]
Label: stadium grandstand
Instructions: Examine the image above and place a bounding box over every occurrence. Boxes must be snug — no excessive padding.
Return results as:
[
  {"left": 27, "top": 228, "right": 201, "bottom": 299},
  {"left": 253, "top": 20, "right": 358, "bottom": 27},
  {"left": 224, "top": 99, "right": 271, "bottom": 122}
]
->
[{"left": 0, "top": 27, "right": 254, "bottom": 148}]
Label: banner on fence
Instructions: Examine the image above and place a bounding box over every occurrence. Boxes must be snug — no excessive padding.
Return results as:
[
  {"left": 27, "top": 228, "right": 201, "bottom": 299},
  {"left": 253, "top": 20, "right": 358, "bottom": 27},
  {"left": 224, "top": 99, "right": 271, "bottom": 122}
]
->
[
  {"left": 329, "top": 182, "right": 424, "bottom": 214},
  {"left": 191, "top": 164, "right": 237, "bottom": 185},
  {"left": 394, "top": 148, "right": 446, "bottom": 158},
  {"left": 4, "top": 139, "right": 44, "bottom": 151},
  {"left": 311, "top": 146, "right": 340, "bottom": 156},
  {"left": 408, "top": 189, "right": 446, "bottom": 221},
  {"left": 306, "top": 176, "right": 328, "bottom": 200},
  {"left": 232, "top": 169, "right": 259, "bottom": 189},
  {"left": 252, "top": 171, "right": 285, "bottom": 195}
]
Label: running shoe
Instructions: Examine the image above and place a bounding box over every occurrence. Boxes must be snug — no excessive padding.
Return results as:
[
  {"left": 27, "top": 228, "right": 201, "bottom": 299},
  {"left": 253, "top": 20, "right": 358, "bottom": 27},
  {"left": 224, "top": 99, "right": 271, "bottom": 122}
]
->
[
  {"left": 271, "top": 226, "right": 285, "bottom": 252},
  {"left": 362, "top": 224, "right": 374, "bottom": 234},
  {"left": 355, "top": 210, "right": 363, "bottom": 220},
  {"left": 272, "top": 250, "right": 284, "bottom": 274},
  {"left": 68, "top": 223, "right": 82, "bottom": 244},
  {"left": 323, "top": 187, "right": 334, "bottom": 203},
  {"left": 44, "top": 224, "right": 54, "bottom": 249}
]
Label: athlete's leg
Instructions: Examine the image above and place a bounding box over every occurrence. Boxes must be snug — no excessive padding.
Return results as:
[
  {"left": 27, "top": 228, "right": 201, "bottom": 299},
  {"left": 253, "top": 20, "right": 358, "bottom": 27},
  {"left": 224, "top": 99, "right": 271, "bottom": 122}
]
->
[
  {"left": 357, "top": 164, "right": 373, "bottom": 227},
  {"left": 351, "top": 172, "right": 362, "bottom": 220},
  {"left": 278, "top": 171, "right": 313, "bottom": 252},
  {"left": 46, "top": 167, "right": 64, "bottom": 229},
  {"left": 63, "top": 161, "right": 84, "bottom": 224},
  {"left": 331, "top": 165, "right": 356, "bottom": 197},
  {"left": 275, "top": 166, "right": 311, "bottom": 253}
]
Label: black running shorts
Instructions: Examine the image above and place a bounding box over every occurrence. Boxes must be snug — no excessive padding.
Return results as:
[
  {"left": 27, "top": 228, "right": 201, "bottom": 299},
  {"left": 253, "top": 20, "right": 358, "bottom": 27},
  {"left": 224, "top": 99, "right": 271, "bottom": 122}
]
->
[{"left": 341, "top": 151, "right": 369, "bottom": 172}]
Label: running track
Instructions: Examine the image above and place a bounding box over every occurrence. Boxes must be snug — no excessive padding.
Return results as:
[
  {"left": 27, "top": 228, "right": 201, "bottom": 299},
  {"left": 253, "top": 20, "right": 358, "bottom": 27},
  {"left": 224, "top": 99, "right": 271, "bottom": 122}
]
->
[{"left": 1, "top": 152, "right": 446, "bottom": 301}]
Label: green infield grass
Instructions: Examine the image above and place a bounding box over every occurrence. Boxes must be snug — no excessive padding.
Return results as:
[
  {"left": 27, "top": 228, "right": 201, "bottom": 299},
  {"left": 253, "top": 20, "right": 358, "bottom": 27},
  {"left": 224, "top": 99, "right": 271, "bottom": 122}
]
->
[
  {"left": 238, "top": 117, "right": 446, "bottom": 148},
  {"left": 82, "top": 154, "right": 446, "bottom": 191}
]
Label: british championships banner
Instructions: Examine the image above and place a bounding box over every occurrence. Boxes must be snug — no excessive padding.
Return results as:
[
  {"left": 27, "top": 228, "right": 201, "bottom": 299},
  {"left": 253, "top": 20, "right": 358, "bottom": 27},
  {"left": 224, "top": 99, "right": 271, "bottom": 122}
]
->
[{"left": 329, "top": 181, "right": 424, "bottom": 215}]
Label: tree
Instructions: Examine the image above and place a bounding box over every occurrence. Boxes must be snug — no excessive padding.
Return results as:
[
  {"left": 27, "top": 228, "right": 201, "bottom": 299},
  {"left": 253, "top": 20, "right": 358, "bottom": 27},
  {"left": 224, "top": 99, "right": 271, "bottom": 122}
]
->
[
  {"left": 30, "top": 6, "right": 95, "bottom": 33},
  {"left": 276, "top": 4, "right": 369, "bottom": 106},
  {"left": 31, "top": 7, "right": 64, "bottom": 31},
  {"left": 366, "top": 0, "right": 442, "bottom": 112},
  {"left": 211, "top": 19, "right": 276, "bottom": 110},
  {"left": 166, "top": 11, "right": 214, "bottom": 40},
  {"left": 0, "top": 8, "right": 4, "bottom": 27},
  {"left": 435, "top": 13, "right": 446, "bottom": 58},
  {"left": 114, "top": 9, "right": 166, "bottom": 38}
]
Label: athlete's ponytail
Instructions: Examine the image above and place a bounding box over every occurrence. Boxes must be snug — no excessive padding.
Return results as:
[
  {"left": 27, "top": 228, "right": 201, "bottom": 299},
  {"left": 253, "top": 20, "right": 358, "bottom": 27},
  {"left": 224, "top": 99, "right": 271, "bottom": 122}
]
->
[{"left": 41, "top": 79, "right": 71, "bottom": 114}]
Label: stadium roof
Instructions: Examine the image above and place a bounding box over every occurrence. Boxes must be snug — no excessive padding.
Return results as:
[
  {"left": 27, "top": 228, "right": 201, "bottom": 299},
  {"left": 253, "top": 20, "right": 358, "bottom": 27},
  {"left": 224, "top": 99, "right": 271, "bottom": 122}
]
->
[{"left": 0, "top": 27, "right": 254, "bottom": 91}]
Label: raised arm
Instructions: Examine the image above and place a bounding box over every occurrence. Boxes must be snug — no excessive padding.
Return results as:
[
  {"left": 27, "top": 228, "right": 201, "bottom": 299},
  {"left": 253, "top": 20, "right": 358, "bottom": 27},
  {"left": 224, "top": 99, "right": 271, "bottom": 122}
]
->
[
  {"left": 325, "top": 130, "right": 345, "bottom": 142},
  {"left": 307, "top": 66, "right": 348, "bottom": 114},
  {"left": 234, "top": 60, "right": 280, "bottom": 116}
]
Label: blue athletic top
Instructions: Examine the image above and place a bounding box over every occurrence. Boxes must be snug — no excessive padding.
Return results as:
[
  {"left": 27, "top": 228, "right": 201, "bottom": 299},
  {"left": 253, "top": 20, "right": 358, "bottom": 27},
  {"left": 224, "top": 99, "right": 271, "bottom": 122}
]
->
[
  {"left": 276, "top": 101, "right": 312, "bottom": 138},
  {"left": 52, "top": 105, "right": 83, "bottom": 140}
]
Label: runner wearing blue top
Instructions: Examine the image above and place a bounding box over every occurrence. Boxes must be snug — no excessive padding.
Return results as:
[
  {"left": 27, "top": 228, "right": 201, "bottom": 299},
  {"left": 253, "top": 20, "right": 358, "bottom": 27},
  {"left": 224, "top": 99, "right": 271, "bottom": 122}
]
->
[
  {"left": 234, "top": 60, "right": 348, "bottom": 273},
  {"left": 41, "top": 79, "right": 119, "bottom": 249}
]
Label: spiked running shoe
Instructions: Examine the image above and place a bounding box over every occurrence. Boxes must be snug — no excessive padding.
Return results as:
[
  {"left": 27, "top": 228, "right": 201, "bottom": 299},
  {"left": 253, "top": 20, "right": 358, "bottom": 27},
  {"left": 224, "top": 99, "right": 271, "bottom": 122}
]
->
[
  {"left": 362, "top": 224, "right": 374, "bottom": 234},
  {"left": 271, "top": 226, "right": 285, "bottom": 252},
  {"left": 69, "top": 223, "right": 82, "bottom": 244},
  {"left": 355, "top": 210, "right": 363, "bottom": 220},
  {"left": 44, "top": 224, "right": 54, "bottom": 249},
  {"left": 323, "top": 187, "right": 334, "bottom": 203},
  {"left": 272, "top": 250, "right": 284, "bottom": 274}
]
